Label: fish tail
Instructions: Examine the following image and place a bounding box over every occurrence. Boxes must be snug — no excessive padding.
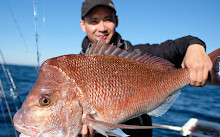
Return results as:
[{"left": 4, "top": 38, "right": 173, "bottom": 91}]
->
[{"left": 208, "top": 48, "right": 220, "bottom": 86}]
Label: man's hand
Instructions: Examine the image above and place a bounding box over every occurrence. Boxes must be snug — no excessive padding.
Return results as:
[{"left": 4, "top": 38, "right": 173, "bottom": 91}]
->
[
  {"left": 181, "top": 44, "right": 213, "bottom": 87},
  {"left": 77, "top": 125, "right": 95, "bottom": 137}
]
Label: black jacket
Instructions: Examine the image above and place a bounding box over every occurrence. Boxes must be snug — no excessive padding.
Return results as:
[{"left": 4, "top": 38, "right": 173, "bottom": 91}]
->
[
  {"left": 80, "top": 32, "right": 206, "bottom": 137},
  {"left": 81, "top": 32, "right": 206, "bottom": 68}
]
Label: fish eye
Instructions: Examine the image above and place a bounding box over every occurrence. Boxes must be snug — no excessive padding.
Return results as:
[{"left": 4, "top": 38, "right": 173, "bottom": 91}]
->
[{"left": 39, "top": 95, "right": 51, "bottom": 106}]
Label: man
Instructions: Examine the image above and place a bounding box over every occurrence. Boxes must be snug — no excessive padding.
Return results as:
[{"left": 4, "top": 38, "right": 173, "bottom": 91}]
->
[{"left": 78, "top": 0, "right": 212, "bottom": 137}]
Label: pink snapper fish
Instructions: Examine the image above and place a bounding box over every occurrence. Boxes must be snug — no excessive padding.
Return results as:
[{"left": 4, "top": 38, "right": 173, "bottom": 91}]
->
[{"left": 13, "top": 39, "right": 220, "bottom": 137}]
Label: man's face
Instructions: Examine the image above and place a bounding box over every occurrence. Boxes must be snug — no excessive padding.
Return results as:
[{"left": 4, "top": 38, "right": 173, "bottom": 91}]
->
[{"left": 80, "top": 6, "right": 118, "bottom": 44}]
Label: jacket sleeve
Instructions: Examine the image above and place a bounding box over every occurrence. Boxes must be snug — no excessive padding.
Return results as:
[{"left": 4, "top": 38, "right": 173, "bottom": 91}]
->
[{"left": 132, "top": 35, "right": 206, "bottom": 68}]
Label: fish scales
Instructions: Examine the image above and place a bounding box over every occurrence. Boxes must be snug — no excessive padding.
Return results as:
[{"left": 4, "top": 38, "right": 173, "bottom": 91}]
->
[
  {"left": 14, "top": 40, "right": 220, "bottom": 137},
  {"left": 47, "top": 54, "right": 190, "bottom": 124}
]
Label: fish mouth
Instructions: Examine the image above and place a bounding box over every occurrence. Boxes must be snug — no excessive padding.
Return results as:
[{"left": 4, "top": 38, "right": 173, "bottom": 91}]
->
[{"left": 14, "top": 124, "right": 40, "bottom": 137}]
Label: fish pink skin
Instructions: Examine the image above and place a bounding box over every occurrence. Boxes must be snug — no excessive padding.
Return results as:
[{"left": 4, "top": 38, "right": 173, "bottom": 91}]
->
[
  {"left": 13, "top": 63, "right": 83, "bottom": 136},
  {"left": 13, "top": 39, "right": 220, "bottom": 137}
]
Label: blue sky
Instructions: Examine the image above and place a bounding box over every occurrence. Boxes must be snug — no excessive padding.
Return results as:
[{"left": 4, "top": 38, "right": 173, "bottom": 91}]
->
[{"left": 0, "top": 0, "right": 220, "bottom": 66}]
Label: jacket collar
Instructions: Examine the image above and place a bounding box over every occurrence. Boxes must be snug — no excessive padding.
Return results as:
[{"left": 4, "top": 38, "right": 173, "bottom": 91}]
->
[{"left": 81, "top": 32, "right": 123, "bottom": 54}]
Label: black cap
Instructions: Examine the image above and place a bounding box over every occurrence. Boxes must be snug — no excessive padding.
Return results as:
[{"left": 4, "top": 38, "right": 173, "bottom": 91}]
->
[{"left": 81, "top": 0, "right": 116, "bottom": 19}]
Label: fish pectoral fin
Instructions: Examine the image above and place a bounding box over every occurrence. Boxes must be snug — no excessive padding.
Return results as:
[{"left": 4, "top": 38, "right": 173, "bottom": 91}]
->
[
  {"left": 108, "top": 128, "right": 129, "bottom": 137},
  {"left": 83, "top": 115, "right": 163, "bottom": 136},
  {"left": 147, "top": 90, "right": 181, "bottom": 117},
  {"left": 93, "top": 126, "right": 129, "bottom": 137}
]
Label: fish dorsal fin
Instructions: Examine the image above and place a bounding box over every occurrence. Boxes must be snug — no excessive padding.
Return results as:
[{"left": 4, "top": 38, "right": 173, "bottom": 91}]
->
[
  {"left": 147, "top": 90, "right": 181, "bottom": 117},
  {"left": 85, "top": 38, "right": 174, "bottom": 67}
]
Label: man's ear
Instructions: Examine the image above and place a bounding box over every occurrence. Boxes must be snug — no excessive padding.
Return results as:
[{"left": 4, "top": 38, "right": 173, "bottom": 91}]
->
[
  {"left": 80, "top": 20, "right": 86, "bottom": 32},
  {"left": 115, "top": 16, "right": 118, "bottom": 27}
]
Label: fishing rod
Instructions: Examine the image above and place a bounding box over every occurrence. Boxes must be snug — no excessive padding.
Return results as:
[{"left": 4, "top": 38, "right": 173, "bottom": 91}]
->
[
  {"left": 34, "top": 0, "right": 40, "bottom": 73},
  {"left": 0, "top": 91, "right": 11, "bottom": 137},
  {"left": 0, "top": 49, "right": 22, "bottom": 110},
  {"left": 0, "top": 79, "right": 19, "bottom": 137},
  {"left": 7, "top": 69, "right": 22, "bottom": 105},
  {"left": 4, "top": 0, "right": 39, "bottom": 72}
]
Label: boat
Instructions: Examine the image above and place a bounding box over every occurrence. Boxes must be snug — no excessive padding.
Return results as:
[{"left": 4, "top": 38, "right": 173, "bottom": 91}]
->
[{"left": 153, "top": 118, "right": 220, "bottom": 137}]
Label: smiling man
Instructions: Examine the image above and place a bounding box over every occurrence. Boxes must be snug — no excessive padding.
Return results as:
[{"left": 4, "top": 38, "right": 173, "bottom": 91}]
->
[
  {"left": 80, "top": 8, "right": 116, "bottom": 44},
  {"left": 80, "top": 0, "right": 117, "bottom": 45},
  {"left": 78, "top": 0, "right": 212, "bottom": 137}
]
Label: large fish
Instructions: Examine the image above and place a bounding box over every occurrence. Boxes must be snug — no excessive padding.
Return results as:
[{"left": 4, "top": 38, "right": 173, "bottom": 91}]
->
[{"left": 13, "top": 39, "right": 220, "bottom": 137}]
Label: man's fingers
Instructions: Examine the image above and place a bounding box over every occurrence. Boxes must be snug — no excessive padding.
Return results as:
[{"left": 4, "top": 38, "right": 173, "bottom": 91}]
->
[
  {"left": 88, "top": 126, "right": 95, "bottom": 137},
  {"left": 195, "top": 67, "right": 203, "bottom": 87},
  {"left": 81, "top": 125, "right": 88, "bottom": 137},
  {"left": 190, "top": 65, "right": 211, "bottom": 87},
  {"left": 181, "top": 44, "right": 213, "bottom": 87},
  {"left": 201, "top": 68, "right": 209, "bottom": 86},
  {"left": 80, "top": 125, "right": 95, "bottom": 137},
  {"left": 189, "top": 68, "right": 197, "bottom": 86}
]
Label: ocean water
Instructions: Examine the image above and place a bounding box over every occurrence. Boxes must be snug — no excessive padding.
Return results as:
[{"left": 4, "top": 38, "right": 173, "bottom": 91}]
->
[{"left": 0, "top": 64, "right": 219, "bottom": 137}]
